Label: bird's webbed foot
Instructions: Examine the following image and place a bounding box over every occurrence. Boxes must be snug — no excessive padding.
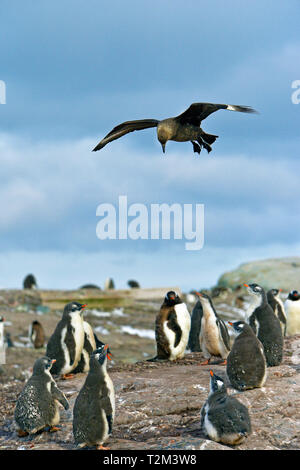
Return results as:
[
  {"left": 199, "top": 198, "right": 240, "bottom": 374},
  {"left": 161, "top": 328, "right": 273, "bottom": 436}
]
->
[
  {"left": 191, "top": 141, "right": 202, "bottom": 154},
  {"left": 197, "top": 137, "right": 212, "bottom": 154}
]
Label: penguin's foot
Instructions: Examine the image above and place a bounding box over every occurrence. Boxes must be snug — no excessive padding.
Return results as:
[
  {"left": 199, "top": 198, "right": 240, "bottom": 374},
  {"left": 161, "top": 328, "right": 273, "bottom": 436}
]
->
[
  {"left": 61, "top": 373, "right": 74, "bottom": 380},
  {"left": 191, "top": 141, "right": 202, "bottom": 154},
  {"left": 96, "top": 445, "right": 110, "bottom": 450},
  {"left": 200, "top": 358, "right": 211, "bottom": 366},
  {"left": 17, "top": 429, "right": 29, "bottom": 437},
  {"left": 218, "top": 359, "right": 227, "bottom": 366},
  {"left": 49, "top": 426, "right": 61, "bottom": 433}
]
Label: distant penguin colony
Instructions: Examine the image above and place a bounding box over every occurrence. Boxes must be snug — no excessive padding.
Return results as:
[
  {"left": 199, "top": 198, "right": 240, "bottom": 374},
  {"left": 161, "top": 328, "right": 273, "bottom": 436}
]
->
[
  {"left": 73, "top": 344, "right": 114, "bottom": 450},
  {"left": 150, "top": 291, "right": 191, "bottom": 361},
  {"left": 15, "top": 357, "right": 69, "bottom": 436},
  {"left": 267, "top": 289, "right": 287, "bottom": 337},
  {"left": 226, "top": 321, "right": 267, "bottom": 391},
  {"left": 200, "top": 370, "right": 252, "bottom": 445},
  {"left": 46, "top": 302, "right": 86, "bottom": 379},
  {"left": 196, "top": 292, "right": 231, "bottom": 365},
  {"left": 284, "top": 290, "right": 300, "bottom": 336},
  {"left": 245, "top": 283, "right": 283, "bottom": 367}
]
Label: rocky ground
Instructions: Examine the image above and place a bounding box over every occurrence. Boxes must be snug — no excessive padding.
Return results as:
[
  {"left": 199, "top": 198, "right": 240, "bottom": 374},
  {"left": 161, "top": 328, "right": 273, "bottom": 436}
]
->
[{"left": 0, "top": 287, "right": 299, "bottom": 451}]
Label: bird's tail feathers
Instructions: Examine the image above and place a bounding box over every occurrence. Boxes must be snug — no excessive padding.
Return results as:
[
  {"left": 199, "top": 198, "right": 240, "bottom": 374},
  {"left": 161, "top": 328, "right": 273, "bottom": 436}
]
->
[{"left": 201, "top": 132, "right": 218, "bottom": 145}]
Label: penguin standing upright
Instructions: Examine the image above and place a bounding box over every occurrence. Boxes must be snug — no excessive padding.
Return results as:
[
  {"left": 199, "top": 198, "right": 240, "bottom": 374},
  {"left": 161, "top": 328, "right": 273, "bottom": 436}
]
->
[
  {"left": 200, "top": 370, "right": 251, "bottom": 446},
  {"left": 187, "top": 299, "right": 203, "bottom": 352},
  {"left": 196, "top": 292, "right": 230, "bottom": 365},
  {"left": 14, "top": 356, "right": 69, "bottom": 436},
  {"left": 226, "top": 321, "right": 267, "bottom": 391},
  {"left": 73, "top": 344, "right": 114, "bottom": 450},
  {"left": 46, "top": 302, "right": 86, "bottom": 378},
  {"left": 73, "top": 321, "right": 108, "bottom": 374},
  {"left": 29, "top": 320, "right": 45, "bottom": 349},
  {"left": 267, "top": 289, "right": 287, "bottom": 337},
  {"left": 150, "top": 291, "right": 191, "bottom": 361},
  {"left": 23, "top": 274, "right": 37, "bottom": 289},
  {"left": 284, "top": 290, "right": 300, "bottom": 336},
  {"left": 245, "top": 283, "right": 283, "bottom": 366}
]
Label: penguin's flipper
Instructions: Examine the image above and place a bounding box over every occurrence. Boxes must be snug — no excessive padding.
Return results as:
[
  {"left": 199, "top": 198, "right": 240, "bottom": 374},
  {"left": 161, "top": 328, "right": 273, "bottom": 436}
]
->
[
  {"left": 216, "top": 317, "right": 231, "bottom": 352},
  {"left": 248, "top": 312, "right": 257, "bottom": 335},
  {"left": 51, "top": 382, "right": 69, "bottom": 410},
  {"left": 191, "top": 141, "right": 201, "bottom": 154},
  {"left": 65, "top": 323, "right": 77, "bottom": 365},
  {"left": 94, "top": 332, "right": 105, "bottom": 348},
  {"left": 99, "top": 395, "right": 114, "bottom": 433},
  {"left": 106, "top": 414, "right": 113, "bottom": 435},
  {"left": 167, "top": 311, "right": 182, "bottom": 348}
]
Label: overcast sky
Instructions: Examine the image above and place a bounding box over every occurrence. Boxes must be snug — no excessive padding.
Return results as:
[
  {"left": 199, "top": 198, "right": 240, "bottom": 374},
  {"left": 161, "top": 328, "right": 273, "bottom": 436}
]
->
[{"left": 0, "top": 0, "right": 299, "bottom": 291}]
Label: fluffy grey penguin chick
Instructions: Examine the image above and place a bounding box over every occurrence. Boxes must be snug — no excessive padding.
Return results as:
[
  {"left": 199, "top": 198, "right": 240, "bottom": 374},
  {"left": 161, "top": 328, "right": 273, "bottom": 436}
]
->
[
  {"left": 73, "top": 344, "right": 115, "bottom": 450},
  {"left": 14, "top": 356, "right": 69, "bottom": 436},
  {"left": 201, "top": 370, "right": 251, "bottom": 446}
]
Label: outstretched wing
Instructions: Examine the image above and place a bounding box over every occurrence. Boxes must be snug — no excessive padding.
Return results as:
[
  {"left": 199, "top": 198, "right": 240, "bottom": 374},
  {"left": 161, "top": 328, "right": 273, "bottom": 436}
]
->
[
  {"left": 175, "top": 102, "right": 257, "bottom": 127},
  {"left": 92, "top": 119, "right": 159, "bottom": 151}
]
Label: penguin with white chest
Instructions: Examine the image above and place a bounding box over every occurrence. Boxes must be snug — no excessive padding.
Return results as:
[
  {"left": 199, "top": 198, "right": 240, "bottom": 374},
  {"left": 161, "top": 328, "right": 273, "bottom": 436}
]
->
[
  {"left": 196, "top": 292, "right": 230, "bottom": 365},
  {"left": 73, "top": 344, "right": 114, "bottom": 450},
  {"left": 73, "top": 320, "right": 109, "bottom": 374},
  {"left": 46, "top": 302, "right": 86, "bottom": 379},
  {"left": 200, "top": 370, "right": 251, "bottom": 446},
  {"left": 14, "top": 356, "right": 69, "bottom": 436},
  {"left": 267, "top": 289, "right": 287, "bottom": 337},
  {"left": 284, "top": 290, "right": 300, "bottom": 336},
  {"left": 245, "top": 283, "right": 283, "bottom": 366},
  {"left": 150, "top": 291, "right": 191, "bottom": 361},
  {"left": 226, "top": 321, "right": 267, "bottom": 391}
]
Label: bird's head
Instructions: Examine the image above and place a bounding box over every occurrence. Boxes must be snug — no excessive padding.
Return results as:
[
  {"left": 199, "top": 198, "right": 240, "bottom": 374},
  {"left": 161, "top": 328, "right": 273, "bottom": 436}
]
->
[{"left": 157, "top": 122, "right": 173, "bottom": 153}]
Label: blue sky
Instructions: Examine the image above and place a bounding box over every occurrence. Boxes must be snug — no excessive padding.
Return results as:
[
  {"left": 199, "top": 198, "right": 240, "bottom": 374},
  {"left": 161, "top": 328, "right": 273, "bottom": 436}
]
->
[{"left": 0, "top": 0, "right": 300, "bottom": 291}]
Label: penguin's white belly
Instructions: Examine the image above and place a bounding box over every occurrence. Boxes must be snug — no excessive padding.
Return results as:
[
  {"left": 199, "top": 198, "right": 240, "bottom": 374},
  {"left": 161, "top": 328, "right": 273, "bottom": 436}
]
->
[
  {"left": 163, "top": 303, "right": 191, "bottom": 360},
  {"left": 285, "top": 301, "right": 300, "bottom": 335},
  {"left": 201, "top": 317, "right": 222, "bottom": 356},
  {"left": 203, "top": 403, "right": 219, "bottom": 441},
  {"left": 61, "top": 316, "right": 84, "bottom": 374},
  {"left": 105, "top": 373, "right": 115, "bottom": 417}
]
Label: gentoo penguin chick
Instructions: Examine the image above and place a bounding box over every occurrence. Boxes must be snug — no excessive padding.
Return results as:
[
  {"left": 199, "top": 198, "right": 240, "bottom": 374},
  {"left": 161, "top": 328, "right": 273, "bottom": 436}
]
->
[
  {"left": 46, "top": 302, "right": 86, "bottom": 379},
  {"left": 14, "top": 356, "right": 69, "bottom": 436},
  {"left": 196, "top": 292, "right": 230, "bottom": 365},
  {"left": 245, "top": 283, "right": 283, "bottom": 366},
  {"left": 29, "top": 320, "right": 45, "bottom": 349},
  {"left": 226, "top": 321, "right": 267, "bottom": 391},
  {"left": 150, "top": 291, "right": 191, "bottom": 361},
  {"left": 23, "top": 273, "right": 37, "bottom": 289},
  {"left": 187, "top": 299, "right": 203, "bottom": 352},
  {"left": 200, "top": 370, "right": 251, "bottom": 446},
  {"left": 284, "top": 290, "right": 300, "bottom": 336},
  {"left": 73, "top": 344, "right": 114, "bottom": 450},
  {"left": 267, "top": 289, "right": 287, "bottom": 337},
  {"left": 73, "top": 321, "right": 109, "bottom": 374}
]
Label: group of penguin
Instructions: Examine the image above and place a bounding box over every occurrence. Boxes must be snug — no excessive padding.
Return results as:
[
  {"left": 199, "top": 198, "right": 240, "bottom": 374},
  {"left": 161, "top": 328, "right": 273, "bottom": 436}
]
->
[{"left": 12, "top": 283, "right": 300, "bottom": 449}]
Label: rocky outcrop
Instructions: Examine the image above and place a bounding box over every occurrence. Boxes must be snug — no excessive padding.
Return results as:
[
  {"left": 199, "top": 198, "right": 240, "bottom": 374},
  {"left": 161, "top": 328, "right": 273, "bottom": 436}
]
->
[{"left": 217, "top": 257, "right": 300, "bottom": 292}]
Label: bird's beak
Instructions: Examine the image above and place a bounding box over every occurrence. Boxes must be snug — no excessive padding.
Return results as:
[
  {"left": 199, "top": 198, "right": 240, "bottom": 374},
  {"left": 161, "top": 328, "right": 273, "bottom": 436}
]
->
[
  {"left": 243, "top": 284, "right": 249, "bottom": 288},
  {"left": 81, "top": 304, "right": 87, "bottom": 310},
  {"left": 51, "top": 359, "right": 56, "bottom": 364},
  {"left": 161, "top": 143, "right": 166, "bottom": 153},
  {"left": 195, "top": 291, "right": 202, "bottom": 297},
  {"left": 228, "top": 321, "right": 233, "bottom": 327}
]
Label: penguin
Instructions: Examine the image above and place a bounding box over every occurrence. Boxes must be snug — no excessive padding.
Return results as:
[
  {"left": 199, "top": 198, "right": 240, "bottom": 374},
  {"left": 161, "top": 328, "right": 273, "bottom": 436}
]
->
[
  {"left": 267, "top": 289, "right": 287, "bottom": 337},
  {"left": 245, "top": 283, "right": 283, "bottom": 366},
  {"left": 14, "top": 356, "right": 69, "bottom": 436},
  {"left": 73, "top": 344, "right": 114, "bottom": 450},
  {"left": 46, "top": 302, "right": 86, "bottom": 379},
  {"left": 200, "top": 370, "right": 252, "bottom": 446},
  {"left": 23, "top": 274, "right": 37, "bottom": 289},
  {"left": 73, "top": 321, "right": 109, "bottom": 374},
  {"left": 149, "top": 291, "right": 191, "bottom": 361},
  {"left": 0, "top": 316, "right": 4, "bottom": 351},
  {"left": 127, "top": 280, "right": 140, "bottom": 289},
  {"left": 196, "top": 292, "right": 230, "bottom": 365},
  {"left": 284, "top": 290, "right": 300, "bottom": 336},
  {"left": 226, "top": 321, "right": 267, "bottom": 391},
  {"left": 29, "top": 320, "right": 45, "bottom": 349},
  {"left": 187, "top": 299, "right": 203, "bottom": 352},
  {"left": 104, "top": 278, "right": 115, "bottom": 290}
]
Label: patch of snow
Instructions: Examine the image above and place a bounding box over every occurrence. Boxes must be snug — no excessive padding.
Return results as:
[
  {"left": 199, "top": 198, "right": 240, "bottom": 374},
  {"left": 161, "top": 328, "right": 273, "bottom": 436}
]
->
[
  {"left": 94, "top": 326, "right": 110, "bottom": 335},
  {"left": 120, "top": 326, "right": 155, "bottom": 340}
]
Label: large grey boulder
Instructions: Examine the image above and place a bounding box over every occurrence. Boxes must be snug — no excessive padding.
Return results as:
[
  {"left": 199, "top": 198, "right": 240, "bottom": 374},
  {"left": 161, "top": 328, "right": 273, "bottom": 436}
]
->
[{"left": 217, "top": 257, "right": 300, "bottom": 292}]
